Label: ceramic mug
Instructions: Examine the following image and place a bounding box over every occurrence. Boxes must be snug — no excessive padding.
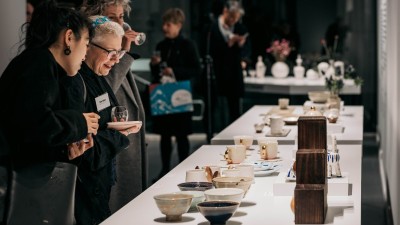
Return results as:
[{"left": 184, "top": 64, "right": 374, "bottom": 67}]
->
[
  {"left": 233, "top": 135, "right": 253, "bottom": 149},
  {"left": 226, "top": 145, "right": 246, "bottom": 164},
  {"left": 235, "top": 164, "right": 254, "bottom": 178},
  {"left": 185, "top": 169, "right": 208, "bottom": 182},
  {"left": 278, "top": 98, "right": 289, "bottom": 110},
  {"left": 260, "top": 141, "right": 278, "bottom": 160},
  {"left": 270, "top": 116, "right": 284, "bottom": 134}
]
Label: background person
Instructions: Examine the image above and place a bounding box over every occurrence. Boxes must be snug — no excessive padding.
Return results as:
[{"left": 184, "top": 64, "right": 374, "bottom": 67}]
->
[
  {"left": 150, "top": 8, "right": 201, "bottom": 180},
  {"left": 209, "top": 0, "right": 250, "bottom": 130},
  {"left": 81, "top": 0, "right": 147, "bottom": 212}
]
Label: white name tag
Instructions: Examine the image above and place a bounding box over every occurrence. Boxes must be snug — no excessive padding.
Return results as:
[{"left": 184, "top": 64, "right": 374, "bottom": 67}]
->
[{"left": 95, "top": 93, "right": 110, "bottom": 112}]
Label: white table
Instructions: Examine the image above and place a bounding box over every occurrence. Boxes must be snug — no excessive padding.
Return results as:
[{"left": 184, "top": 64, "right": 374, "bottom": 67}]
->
[
  {"left": 101, "top": 144, "right": 361, "bottom": 225},
  {"left": 211, "top": 105, "right": 364, "bottom": 145},
  {"left": 245, "top": 77, "right": 361, "bottom": 95}
]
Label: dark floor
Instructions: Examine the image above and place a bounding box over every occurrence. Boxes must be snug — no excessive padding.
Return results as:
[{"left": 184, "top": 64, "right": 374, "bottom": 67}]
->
[{"left": 145, "top": 132, "right": 389, "bottom": 225}]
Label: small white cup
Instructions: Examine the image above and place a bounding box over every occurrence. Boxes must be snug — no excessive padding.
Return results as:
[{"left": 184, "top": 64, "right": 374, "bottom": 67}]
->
[
  {"left": 270, "top": 116, "right": 284, "bottom": 134},
  {"left": 222, "top": 169, "right": 241, "bottom": 177},
  {"left": 278, "top": 98, "right": 289, "bottom": 109},
  {"left": 260, "top": 141, "right": 278, "bottom": 160},
  {"left": 233, "top": 135, "right": 253, "bottom": 149},
  {"left": 185, "top": 169, "right": 208, "bottom": 182},
  {"left": 202, "top": 165, "right": 221, "bottom": 177},
  {"left": 226, "top": 145, "right": 246, "bottom": 164},
  {"left": 235, "top": 164, "right": 254, "bottom": 178}
]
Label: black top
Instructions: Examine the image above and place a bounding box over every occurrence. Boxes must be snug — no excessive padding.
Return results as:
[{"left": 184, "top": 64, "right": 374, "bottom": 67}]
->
[
  {"left": 150, "top": 34, "right": 201, "bottom": 136},
  {"left": 60, "top": 62, "right": 130, "bottom": 225},
  {"left": 209, "top": 20, "right": 250, "bottom": 98},
  {"left": 0, "top": 48, "right": 87, "bottom": 167}
]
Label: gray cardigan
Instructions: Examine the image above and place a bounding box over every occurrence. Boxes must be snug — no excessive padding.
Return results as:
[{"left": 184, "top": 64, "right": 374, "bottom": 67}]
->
[{"left": 105, "top": 54, "right": 147, "bottom": 212}]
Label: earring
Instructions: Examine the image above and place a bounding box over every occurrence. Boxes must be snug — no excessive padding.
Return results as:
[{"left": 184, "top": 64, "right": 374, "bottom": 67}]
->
[{"left": 64, "top": 46, "right": 71, "bottom": 55}]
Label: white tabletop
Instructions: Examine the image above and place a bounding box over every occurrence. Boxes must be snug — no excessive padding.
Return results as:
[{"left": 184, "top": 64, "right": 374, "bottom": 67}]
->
[
  {"left": 245, "top": 77, "right": 361, "bottom": 95},
  {"left": 101, "top": 144, "right": 361, "bottom": 225},
  {"left": 211, "top": 105, "right": 364, "bottom": 145}
]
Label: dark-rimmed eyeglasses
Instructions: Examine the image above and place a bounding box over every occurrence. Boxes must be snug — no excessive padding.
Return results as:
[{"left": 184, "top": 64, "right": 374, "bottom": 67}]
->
[{"left": 90, "top": 43, "right": 125, "bottom": 59}]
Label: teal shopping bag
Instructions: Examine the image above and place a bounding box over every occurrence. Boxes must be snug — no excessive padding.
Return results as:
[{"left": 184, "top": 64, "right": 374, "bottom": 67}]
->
[{"left": 149, "top": 80, "right": 194, "bottom": 116}]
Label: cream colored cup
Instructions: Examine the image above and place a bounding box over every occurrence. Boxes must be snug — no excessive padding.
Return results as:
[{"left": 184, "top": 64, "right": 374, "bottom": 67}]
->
[
  {"left": 270, "top": 116, "right": 284, "bottom": 134},
  {"left": 185, "top": 169, "right": 208, "bottom": 182},
  {"left": 222, "top": 169, "right": 241, "bottom": 177},
  {"left": 278, "top": 98, "right": 289, "bottom": 109},
  {"left": 233, "top": 135, "right": 253, "bottom": 149},
  {"left": 201, "top": 165, "right": 221, "bottom": 177},
  {"left": 235, "top": 164, "right": 255, "bottom": 178},
  {"left": 259, "top": 140, "right": 278, "bottom": 160},
  {"left": 226, "top": 145, "right": 246, "bottom": 164}
]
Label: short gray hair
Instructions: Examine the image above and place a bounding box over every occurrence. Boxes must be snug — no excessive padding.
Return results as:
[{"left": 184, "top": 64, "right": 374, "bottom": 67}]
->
[
  {"left": 82, "top": 0, "right": 132, "bottom": 17},
  {"left": 225, "top": 0, "right": 244, "bottom": 15},
  {"left": 90, "top": 15, "right": 124, "bottom": 43}
]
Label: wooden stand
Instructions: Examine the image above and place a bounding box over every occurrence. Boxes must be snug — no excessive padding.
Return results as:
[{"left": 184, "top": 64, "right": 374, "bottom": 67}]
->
[{"left": 295, "top": 117, "right": 328, "bottom": 224}]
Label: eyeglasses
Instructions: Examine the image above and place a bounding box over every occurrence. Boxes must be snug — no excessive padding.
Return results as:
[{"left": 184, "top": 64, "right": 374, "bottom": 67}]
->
[{"left": 90, "top": 43, "right": 125, "bottom": 59}]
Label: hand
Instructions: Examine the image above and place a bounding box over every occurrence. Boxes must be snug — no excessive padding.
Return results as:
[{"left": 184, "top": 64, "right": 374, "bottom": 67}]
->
[
  {"left": 67, "top": 134, "right": 94, "bottom": 160},
  {"left": 121, "top": 29, "right": 139, "bottom": 52},
  {"left": 83, "top": 112, "right": 100, "bottom": 135},
  {"left": 150, "top": 55, "right": 161, "bottom": 65},
  {"left": 237, "top": 34, "right": 247, "bottom": 47},
  {"left": 161, "top": 67, "right": 174, "bottom": 77},
  {"left": 120, "top": 125, "right": 141, "bottom": 136}
]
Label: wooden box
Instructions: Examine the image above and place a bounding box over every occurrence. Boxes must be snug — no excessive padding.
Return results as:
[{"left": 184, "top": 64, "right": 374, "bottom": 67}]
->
[
  {"left": 297, "top": 116, "right": 327, "bottom": 150},
  {"left": 294, "top": 184, "right": 328, "bottom": 224},
  {"left": 296, "top": 149, "right": 327, "bottom": 184}
]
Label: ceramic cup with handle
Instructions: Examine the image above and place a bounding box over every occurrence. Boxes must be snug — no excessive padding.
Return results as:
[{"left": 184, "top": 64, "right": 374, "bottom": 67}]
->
[
  {"left": 185, "top": 169, "right": 208, "bottom": 182},
  {"left": 226, "top": 145, "right": 246, "bottom": 164},
  {"left": 269, "top": 116, "right": 284, "bottom": 134},
  {"left": 259, "top": 139, "right": 278, "bottom": 160},
  {"left": 233, "top": 135, "right": 253, "bottom": 149},
  {"left": 278, "top": 98, "right": 289, "bottom": 110}
]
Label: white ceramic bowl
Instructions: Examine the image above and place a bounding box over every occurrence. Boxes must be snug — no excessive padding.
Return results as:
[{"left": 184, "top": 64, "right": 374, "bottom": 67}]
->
[
  {"left": 204, "top": 188, "right": 244, "bottom": 203},
  {"left": 153, "top": 193, "right": 193, "bottom": 221},
  {"left": 212, "top": 177, "right": 253, "bottom": 196},
  {"left": 177, "top": 191, "right": 205, "bottom": 211},
  {"left": 308, "top": 91, "right": 330, "bottom": 103}
]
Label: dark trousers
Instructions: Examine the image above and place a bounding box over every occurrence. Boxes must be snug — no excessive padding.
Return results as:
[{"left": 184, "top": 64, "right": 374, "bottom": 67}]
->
[{"left": 160, "top": 134, "right": 190, "bottom": 173}]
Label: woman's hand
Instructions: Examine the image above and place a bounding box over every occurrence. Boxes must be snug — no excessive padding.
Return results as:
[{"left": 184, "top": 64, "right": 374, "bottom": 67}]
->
[
  {"left": 67, "top": 134, "right": 94, "bottom": 160},
  {"left": 83, "top": 113, "right": 100, "bottom": 135},
  {"left": 122, "top": 29, "right": 139, "bottom": 52},
  {"left": 119, "top": 125, "right": 141, "bottom": 136}
]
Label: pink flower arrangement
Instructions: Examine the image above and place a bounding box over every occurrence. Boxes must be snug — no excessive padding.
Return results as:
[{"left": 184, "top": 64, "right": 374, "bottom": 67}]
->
[{"left": 266, "top": 39, "right": 292, "bottom": 61}]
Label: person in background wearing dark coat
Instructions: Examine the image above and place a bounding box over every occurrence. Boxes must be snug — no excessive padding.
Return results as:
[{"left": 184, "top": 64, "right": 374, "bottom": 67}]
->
[
  {"left": 81, "top": 0, "right": 147, "bottom": 213},
  {"left": 209, "top": 0, "right": 250, "bottom": 129},
  {"left": 0, "top": 0, "right": 99, "bottom": 169},
  {"left": 150, "top": 8, "right": 201, "bottom": 179},
  {"left": 61, "top": 16, "right": 141, "bottom": 225}
]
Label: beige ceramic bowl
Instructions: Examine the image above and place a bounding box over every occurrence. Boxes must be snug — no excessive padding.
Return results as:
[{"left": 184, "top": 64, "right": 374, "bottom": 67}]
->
[
  {"left": 308, "top": 91, "right": 330, "bottom": 103},
  {"left": 153, "top": 193, "right": 193, "bottom": 221},
  {"left": 212, "top": 177, "right": 253, "bottom": 196},
  {"left": 204, "top": 188, "right": 244, "bottom": 203}
]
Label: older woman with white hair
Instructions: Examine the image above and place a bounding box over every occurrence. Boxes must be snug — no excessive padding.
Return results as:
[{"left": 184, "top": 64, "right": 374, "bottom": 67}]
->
[{"left": 61, "top": 15, "right": 141, "bottom": 225}]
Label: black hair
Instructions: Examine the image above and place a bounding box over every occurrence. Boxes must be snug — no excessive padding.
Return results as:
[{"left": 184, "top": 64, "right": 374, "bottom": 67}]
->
[{"left": 24, "top": 0, "right": 94, "bottom": 50}]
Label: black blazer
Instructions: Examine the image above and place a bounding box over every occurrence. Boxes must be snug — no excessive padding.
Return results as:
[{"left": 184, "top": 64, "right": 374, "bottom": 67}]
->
[
  {"left": 150, "top": 34, "right": 201, "bottom": 136},
  {"left": 0, "top": 48, "right": 87, "bottom": 168},
  {"left": 60, "top": 63, "right": 130, "bottom": 225},
  {"left": 209, "top": 20, "right": 250, "bottom": 98}
]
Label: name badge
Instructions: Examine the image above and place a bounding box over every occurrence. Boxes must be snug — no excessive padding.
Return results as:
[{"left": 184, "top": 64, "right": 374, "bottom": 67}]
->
[{"left": 95, "top": 93, "right": 110, "bottom": 112}]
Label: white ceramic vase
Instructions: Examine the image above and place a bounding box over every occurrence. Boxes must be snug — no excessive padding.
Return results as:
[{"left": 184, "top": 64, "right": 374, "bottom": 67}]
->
[{"left": 271, "top": 61, "right": 289, "bottom": 78}]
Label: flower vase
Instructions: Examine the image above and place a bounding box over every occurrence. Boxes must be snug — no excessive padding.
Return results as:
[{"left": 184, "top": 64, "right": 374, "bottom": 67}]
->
[
  {"left": 271, "top": 61, "right": 289, "bottom": 78},
  {"left": 328, "top": 90, "right": 341, "bottom": 110}
]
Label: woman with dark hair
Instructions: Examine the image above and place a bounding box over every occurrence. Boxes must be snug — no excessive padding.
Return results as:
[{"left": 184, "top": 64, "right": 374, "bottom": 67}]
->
[{"left": 0, "top": 0, "right": 99, "bottom": 168}]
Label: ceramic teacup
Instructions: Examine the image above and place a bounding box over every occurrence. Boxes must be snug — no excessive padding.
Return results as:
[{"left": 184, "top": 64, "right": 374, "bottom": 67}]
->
[
  {"left": 185, "top": 169, "right": 208, "bottom": 182},
  {"left": 235, "top": 164, "right": 255, "bottom": 179},
  {"left": 270, "top": 116, "right": 284, "bottom": 134},
  {"left": 222, "top": 168, "right": 241, "bottom": 177},
  {"left": 278, "top": 98, "right": 289, "bottom": 109},
  {"left": 233, "top": 135, "right": 253, "bottom": 149},
  {"left": 226, "top": 145, "right": 246, "bottom": 164}
]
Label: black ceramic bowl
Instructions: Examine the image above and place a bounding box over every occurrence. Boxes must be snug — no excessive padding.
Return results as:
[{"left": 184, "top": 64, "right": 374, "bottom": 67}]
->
[
  {"left": 177, "top": 182, "right": 213, "bottom": 191},
  {"left": 197, "top": 201, "right": 240, "bottom": 225}
]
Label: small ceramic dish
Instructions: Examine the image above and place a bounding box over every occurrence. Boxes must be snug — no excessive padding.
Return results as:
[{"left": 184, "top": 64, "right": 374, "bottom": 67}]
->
[
  {"left": 177, "top": 182, "right": 213, "bottom": 192},
  {"left": 283, "top": 117, "right": 298, "bottom": 125}
]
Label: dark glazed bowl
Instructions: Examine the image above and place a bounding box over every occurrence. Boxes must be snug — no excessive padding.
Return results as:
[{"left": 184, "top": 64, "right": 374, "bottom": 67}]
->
[
  {"left": 197, "top": 201, "right": 240, "bottom": 225},
  {"left": 177, "top": 182, "right": 213, "bottom": 191}
]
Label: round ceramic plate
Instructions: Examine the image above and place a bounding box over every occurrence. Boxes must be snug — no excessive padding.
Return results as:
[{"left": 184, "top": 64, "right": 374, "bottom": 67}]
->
[
  {"left": 283, "top": 117, "right": 298, "bottom": 125},
  {"left": 254, "top": 165, "right": 281, "bottom": 177},
  {"left": 107, "top": 121, "right": 142, "bottom": 131}
]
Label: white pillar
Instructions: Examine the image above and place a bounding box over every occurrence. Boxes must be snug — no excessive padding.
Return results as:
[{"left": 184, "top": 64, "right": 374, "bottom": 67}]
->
[{"left": 0, "top": 1, "right": 25, "bottom": 76}]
